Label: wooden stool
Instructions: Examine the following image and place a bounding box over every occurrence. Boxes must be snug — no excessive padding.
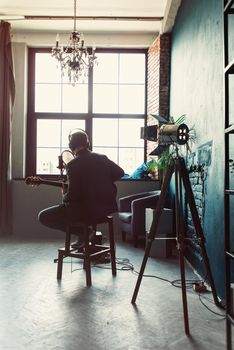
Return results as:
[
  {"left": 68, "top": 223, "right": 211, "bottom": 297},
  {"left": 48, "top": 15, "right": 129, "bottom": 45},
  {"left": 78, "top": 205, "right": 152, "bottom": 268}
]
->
[{"left": 56, "top": 216, "right": 116, "bottom": 286}]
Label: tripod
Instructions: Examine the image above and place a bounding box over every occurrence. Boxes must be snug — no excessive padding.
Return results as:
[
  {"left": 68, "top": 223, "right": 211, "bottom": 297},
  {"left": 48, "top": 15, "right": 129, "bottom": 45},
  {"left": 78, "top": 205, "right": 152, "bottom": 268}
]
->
[{"left": 131, "top": 150, "right": 222, "bottom": 335}]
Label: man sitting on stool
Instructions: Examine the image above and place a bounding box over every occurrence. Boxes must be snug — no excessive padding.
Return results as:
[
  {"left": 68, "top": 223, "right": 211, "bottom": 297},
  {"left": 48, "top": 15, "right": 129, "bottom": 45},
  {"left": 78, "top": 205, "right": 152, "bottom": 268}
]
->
[{"left": 38, "top": 130, "right": 124, "bottom": 249}]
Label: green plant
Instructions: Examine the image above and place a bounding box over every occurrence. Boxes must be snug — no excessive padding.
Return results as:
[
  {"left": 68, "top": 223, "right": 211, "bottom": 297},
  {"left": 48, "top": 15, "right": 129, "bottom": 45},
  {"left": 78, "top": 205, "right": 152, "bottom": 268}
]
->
[
  {"left": 147, "top": 159, "right": 157, "bottom": 172},
  {"left": 154, "top": 146, "right": 175, "bottom": 170}
]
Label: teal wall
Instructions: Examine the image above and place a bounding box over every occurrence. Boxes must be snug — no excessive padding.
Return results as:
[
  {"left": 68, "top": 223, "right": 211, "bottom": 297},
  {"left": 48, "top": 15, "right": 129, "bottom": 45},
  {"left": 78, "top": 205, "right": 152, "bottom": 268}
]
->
[{"left": 170, "top": 0, "right": 225, "bottom": 299}]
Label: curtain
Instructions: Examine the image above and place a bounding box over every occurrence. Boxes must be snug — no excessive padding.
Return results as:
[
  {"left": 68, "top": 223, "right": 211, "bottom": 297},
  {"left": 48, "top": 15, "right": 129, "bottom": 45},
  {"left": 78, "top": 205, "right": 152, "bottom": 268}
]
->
[{"left": 0, "top": 21, "right": 15, "bottom": 235}]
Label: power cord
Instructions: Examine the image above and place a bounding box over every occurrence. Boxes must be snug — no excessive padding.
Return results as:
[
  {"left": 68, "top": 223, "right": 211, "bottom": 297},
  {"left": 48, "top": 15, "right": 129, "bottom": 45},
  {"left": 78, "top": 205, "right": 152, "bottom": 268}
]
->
[
  {"left": 70, "top": 256, "right": 135, "bottom": 272},
  {"left": 170, "top": 278, "right": 202, "bottom": 289},
  {"left": 67, "top": 254, "right": 225, "bottom": 318},
  {"left": 93, "top": 256, "right": 226, "bottom": 318},
  {"left": 94, "top": 257, "right": 135, "bottom": 271},
  {"left": 198, "top": 292, "right": 226, "bottom": 318}
]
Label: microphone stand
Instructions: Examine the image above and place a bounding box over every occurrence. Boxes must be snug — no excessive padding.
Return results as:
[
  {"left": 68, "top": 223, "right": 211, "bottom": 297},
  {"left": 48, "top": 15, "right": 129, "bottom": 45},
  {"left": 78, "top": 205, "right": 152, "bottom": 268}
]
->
[
  {"left": 57, "top": 155, "right": 67, "bottom": 182},
  {"left": 53, "top": 155, "right": 67, "bottom": 264}
]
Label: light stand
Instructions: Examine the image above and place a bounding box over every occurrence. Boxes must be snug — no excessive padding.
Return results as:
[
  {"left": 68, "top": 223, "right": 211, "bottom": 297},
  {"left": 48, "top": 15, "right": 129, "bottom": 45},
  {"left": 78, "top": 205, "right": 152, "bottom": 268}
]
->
[{"left": 131, "top": 147, "right": 223, "bottom": 335}]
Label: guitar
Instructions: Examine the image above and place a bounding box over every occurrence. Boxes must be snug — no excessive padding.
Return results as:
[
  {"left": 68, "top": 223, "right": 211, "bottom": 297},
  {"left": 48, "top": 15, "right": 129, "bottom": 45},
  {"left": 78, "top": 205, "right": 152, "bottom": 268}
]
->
[{"left": 25, "top": 176, "right": 67, "bottom": 188}]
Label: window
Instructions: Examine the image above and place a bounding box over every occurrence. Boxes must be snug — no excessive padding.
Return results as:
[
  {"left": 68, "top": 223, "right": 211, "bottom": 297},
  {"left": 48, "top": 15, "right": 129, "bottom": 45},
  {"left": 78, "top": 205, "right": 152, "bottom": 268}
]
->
[
  {"left": 92, "top": 118, "right": 144, "bottom": 174},
  {"left": 36, "top": 119, "right": 85, "bottom": 174},
  {"left": 27, "top": 48, "right": 147, "bottom": 176}
]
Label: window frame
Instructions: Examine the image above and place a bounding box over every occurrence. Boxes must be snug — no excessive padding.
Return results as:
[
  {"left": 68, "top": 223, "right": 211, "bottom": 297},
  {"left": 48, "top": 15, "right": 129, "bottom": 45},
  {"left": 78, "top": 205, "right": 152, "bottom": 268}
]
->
[{"left": 26, "top": 47, "right": 148, "bottom": 177}]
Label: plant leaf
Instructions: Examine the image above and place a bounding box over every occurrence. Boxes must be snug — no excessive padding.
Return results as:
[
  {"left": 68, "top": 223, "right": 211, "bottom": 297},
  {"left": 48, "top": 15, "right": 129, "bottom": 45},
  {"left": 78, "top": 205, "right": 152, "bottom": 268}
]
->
[{"left": 175, "top": 114, "right": 186, "bottom": 125}]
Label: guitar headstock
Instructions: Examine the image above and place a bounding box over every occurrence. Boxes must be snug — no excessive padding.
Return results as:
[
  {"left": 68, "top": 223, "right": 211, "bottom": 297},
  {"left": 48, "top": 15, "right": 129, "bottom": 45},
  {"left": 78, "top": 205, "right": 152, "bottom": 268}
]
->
[{"left": 25, "top": 176, "right": 42, "bottom": 187}]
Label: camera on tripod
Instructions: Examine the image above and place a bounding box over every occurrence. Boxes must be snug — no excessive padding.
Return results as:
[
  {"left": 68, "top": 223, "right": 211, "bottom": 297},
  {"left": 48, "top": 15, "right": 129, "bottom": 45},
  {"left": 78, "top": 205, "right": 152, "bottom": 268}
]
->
[
  {"left": 132, "top": 114, "right": 222, "bottom": 335},
  {"left": 140, "top": 114, "right": 190, "bottom": 156}
]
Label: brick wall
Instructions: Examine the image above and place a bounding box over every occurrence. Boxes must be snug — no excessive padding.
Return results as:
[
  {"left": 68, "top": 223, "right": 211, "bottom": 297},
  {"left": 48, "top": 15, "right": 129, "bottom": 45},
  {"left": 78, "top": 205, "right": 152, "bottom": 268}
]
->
[{"left": 147, "top": 34, "right": 171, "bottom": 158}]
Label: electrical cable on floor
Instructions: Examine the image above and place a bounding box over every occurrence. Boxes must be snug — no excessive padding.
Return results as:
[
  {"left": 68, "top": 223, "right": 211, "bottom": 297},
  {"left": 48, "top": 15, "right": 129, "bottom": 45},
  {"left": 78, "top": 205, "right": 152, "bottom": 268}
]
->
[
  {"left": 94, "top": 257, "right": 135, "bottom": 271},
  {"left": 93, "top": 257, "right": 198, "bottom": 286},
  {"left": 70, "top": 256, "right": 135, "bottom": 273},
  {"left": 93, "top": 256, "right": 226, "bottom": 318},
  {"left": 66, "top": 254, "right": 226, "bottom": 318},
  {"left": 133, "top": 269, "right": 173, "bottom": 284},
  {"left": 198, "top": 292, "right": 226, "bottom": 318},
  {"left": 170, "top": 278, "right": 202, "bottom": 289},
  {"left": 70, "top": 257, "right": 83, "bottom": 273}
]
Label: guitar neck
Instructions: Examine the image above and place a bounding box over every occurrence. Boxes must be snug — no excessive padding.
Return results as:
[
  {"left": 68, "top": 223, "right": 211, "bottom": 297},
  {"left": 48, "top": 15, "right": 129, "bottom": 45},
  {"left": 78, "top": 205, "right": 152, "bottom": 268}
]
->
[
  {"left": 40, "top": 179, "right": 65, "bottom": 187},
  {"left": 25, "top": 176, "right": 67, "bottom": 188}
]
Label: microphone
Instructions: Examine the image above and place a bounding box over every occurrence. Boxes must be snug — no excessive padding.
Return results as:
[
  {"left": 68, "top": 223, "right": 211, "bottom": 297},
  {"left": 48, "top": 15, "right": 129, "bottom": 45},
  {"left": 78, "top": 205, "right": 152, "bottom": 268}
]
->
[{"left": 57, "top": 150, "right": 74, "bottom": 174}]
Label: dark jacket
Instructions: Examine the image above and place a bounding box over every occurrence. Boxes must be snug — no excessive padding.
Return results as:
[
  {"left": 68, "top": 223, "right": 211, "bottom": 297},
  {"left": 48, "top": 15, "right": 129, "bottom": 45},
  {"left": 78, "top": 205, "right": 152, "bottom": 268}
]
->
[{"left": 63, "top": 149, "right": 124, "bottom": 221}]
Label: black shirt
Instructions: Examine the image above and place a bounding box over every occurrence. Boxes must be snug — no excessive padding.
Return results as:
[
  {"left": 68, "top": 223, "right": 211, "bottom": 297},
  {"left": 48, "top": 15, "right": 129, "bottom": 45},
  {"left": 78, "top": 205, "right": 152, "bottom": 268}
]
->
[{"left": 63, "top": 149, "right": 124, "bottom": 221}]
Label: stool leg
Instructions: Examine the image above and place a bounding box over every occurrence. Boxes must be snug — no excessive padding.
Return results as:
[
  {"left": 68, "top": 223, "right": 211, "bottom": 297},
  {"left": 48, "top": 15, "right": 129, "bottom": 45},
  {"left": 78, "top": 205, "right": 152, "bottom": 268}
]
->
[
  {"left": 57, "top": 250, "right": 64, "bottom": 280},
  {"left": 84, "top": 225, "right": 92, "bottom": 286},
  {"left": 65, "top": 228, "right": 71, "bottom": 254},
  {"left": 109, "top": 219, "right": 116, "bottom": 276},
  {"left": 57, "top": 226, "right": 70, "bottom": 280}
]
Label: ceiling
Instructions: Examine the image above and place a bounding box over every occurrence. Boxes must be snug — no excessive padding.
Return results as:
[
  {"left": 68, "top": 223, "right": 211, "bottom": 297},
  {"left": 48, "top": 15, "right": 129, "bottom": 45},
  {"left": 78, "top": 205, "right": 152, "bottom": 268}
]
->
[{"left": 0, "top": 0, "right": 181, "bottom": 35}]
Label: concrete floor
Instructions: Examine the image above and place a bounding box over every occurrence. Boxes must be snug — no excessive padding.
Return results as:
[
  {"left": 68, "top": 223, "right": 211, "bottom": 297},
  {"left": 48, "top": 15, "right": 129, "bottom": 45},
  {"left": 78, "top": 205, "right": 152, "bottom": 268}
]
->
[{"left": 0, "top": 236, "right": 226, "bottom": 350}]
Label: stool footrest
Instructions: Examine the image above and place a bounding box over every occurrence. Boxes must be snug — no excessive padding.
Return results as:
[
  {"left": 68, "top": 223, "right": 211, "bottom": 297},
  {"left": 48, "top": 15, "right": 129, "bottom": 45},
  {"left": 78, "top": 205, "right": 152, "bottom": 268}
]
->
[
  {"left": 58, "top": 245, "right": 111, "bottom": 259},
  {"left": 56, "top": 216, "right": 116, "bottom": 285}
]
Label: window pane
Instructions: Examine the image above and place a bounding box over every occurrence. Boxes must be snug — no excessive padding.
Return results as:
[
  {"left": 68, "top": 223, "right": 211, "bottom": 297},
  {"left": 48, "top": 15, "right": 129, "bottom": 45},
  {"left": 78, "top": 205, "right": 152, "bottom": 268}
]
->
[
  {"left": 62, "top": 84, "right": 88, "bottom": 113},
  {"left": 35, "top": 84, "right": 61, "bottom": 112},
  {"left": 37, "top": 119, "right": 61, "bottom": 147},
  {"left": 119, "top": 148, "right": 144, "bottom": 175},
  {"left": 36, "top": 148, "right": 61, "bottom": 174},
  {"left": 119, "top": 54, "right": 145, "bottom": 84},
  {"left": 36, "top": 53, "right": 61, "bottom": 83},
  {"left": 93, "top": 53, "right": 118, "bottom": 83},
  {"left": 93, "top": 85, "right": 118, "bottom": 113},
  {"left": 119, "top": 85, "right": 145, "bottom": 114},
  {"left": 92, "top": 147, "right": 118, "bottom": 164},
  {"left": 93, "top": 119, "right": 118, "bottom": 146},
  {"left": 119, "top": 119, "right": 144, "bottom": 147},
  {"left": 61, "top": 120, "right": 85, "bottom": 148},
  {"left": 36, "top": 119, "right": 86, "bottom": 173},
  {"left": 37, "top": 119, "right": 86, "bottom": 150}
]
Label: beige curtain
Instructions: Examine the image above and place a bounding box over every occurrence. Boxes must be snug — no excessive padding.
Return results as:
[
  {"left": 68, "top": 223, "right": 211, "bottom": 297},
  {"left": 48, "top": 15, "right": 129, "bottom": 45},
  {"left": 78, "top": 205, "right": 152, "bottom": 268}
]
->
[{"left": 0, "top": 21, "right": 15, "bottom": 235}]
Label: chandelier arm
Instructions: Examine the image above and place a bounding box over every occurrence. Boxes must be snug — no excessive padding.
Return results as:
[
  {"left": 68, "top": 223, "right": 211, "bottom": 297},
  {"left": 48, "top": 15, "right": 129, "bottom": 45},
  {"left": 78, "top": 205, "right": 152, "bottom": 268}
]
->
[
  {"left": 80, "top": 58, "right": 90, "bottom": 67},
  {"left": 74, "top": 0, "right": 77, "bottom": 32}
]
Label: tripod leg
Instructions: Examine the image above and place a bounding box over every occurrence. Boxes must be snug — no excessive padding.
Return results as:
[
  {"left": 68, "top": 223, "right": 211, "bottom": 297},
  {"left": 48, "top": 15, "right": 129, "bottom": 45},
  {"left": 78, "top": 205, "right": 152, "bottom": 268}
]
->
[
  {"left": 131, "top": 159, "right": 174, "bottom": 304},
  {"left": 175, "top": 159, "right": 190, "bottom": 335},
  {"left": 179, "top": 157, "right": 222, "bottom": 308},
  {"left": 179, "top": 249, "right": 190, "bottom": 334}
]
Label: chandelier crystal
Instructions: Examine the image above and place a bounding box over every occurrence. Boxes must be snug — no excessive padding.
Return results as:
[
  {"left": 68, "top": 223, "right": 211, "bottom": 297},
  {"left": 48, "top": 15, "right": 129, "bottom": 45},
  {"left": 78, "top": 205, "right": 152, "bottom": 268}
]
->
[{"left": 51, "top": 0, "right": 97, "bottom": 85}]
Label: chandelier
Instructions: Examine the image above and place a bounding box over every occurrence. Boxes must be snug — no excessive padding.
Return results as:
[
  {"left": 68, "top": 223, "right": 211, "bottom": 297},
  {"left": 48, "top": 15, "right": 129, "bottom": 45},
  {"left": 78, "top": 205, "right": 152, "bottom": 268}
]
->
[{"left": 51, "top": 0, "right": 97, "bottom": 85}]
